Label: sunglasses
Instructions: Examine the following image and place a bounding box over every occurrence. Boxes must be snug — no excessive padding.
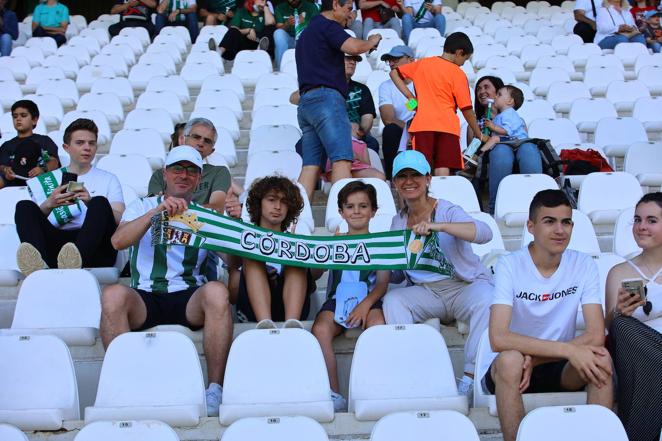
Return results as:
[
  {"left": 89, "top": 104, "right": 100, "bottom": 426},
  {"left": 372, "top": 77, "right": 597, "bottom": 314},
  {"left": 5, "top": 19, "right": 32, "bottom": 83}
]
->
[{"left": 167, "top": 164, "right": 201, "bottom": 175}]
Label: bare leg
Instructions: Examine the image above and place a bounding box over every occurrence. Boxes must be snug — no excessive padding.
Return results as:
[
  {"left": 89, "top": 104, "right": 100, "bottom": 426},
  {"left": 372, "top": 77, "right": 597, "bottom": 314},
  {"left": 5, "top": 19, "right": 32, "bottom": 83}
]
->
[
  {"left": 243, "top": 258, "right": 272, "bottom": 321},
  {"left": 185, "top": 281, "right": 233, "bottom": 385},
  {"left": 282, "top": 265, "right": 307, "bottom": 320},
  {"left": 561, "top": 357, "right": 613, "bottom": 410},
  {"left": 365, "top": 308, "right": 385, "bottom": 327},
  {"left": 434, "top": 167, "right": 450, "bottom": 176},
  {"left": 312, "top": 311, "right": 344, "bottom": 392},
  {"left": 204, "top": 15, "right": 216, "bottom": 26},
  {"left": 100, "top": 284, "right": 147, "bottom": 349},
  {"left": 353, "top": 168, "right": 386, "bottom": 180},
  {"left": 299, "top": 165, "right": 321, "bottom": 202},
  {"left": 331, "top": 160, "right": 352, "bottom": 185},
  {"left": 492, "top": 350, "right": 526, "bottom": 441}
]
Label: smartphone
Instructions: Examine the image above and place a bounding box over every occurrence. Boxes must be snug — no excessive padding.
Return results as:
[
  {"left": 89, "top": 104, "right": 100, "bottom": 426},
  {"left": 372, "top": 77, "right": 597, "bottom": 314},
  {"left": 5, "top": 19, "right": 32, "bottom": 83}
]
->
[
  {"left": 61, "top": 172, "right": 78, "bottom": 186},
  {"left": 622, "top": 278, "right": 646, "bottom": 301},
  {"left": 66, "top": 181, "right": 84, "bottom": 193}
]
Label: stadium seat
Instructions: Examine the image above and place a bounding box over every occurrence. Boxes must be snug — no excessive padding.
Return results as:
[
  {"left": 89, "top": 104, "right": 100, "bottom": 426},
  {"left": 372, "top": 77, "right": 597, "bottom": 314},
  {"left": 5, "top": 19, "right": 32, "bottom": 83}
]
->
[
  {"left": 221, "top": 416, "right": 328, "bottom": 441},
  {"left": 632, "top": 97, "right": 662, "bottom": 133},
  {"left": 605, "top": 80, "right": 650, "bottom": 114},
  {"left": 200, "top": 74, "right": 245, "bottom": 101},
  {"left": 484, "top": 55, "right": 527, "bottom": 80},
  {"left": 137, "top": 90, "right": 184, "bottom": 124},
  {"left": 145, "top": 75, "right": 191, "bottom": 105},
  {"left": 636, "top": 65, "right": 662, "bottom": 96},
  {"left": 75, "top": 420, "right": 180, "bottom": 441},
  {"left": 513, "top": 82, "right": 536, "bottom": 101},
  {"left": 198, "top": 25, "right": 229, "bottom": 45},
  {"left": 210, "top": 127, "right": 238, "bottom": 167},
  {"left": 0, "top": 269, "right": 100, "bottom": 345},
  {"left": 11, "top": 46, "right": 44, "bottom": 68},
  {"left": 414, "top": 36, "right": 445, "bottom": 59},
  {"left": 181, "top": 62, "right": 223, "bottom": 90},
  {"left": 185, "top": 51, "right": 225, "bottom": 73},
  {"left": 467, "top": 211, "right": 507, "bottom": 270},
  {"left": 624, "top": 141, "right": 662, "bottom": 191},
  {"left": 138, "top": 52, "right": 177, "bottom": 76},
  {"left": 612, "top": 207, "right": 641, "bottom": 259},
  {"left": 161, "top": 26, "right": 192, "bottom": 47},
  {"left": 100, "top": 42, "right": 137, "bottom": 67},
  {"left": 520, "top": 209, "right": 601, "bottom": 255},
  {"left": 0, "top": 66, "right": 15, "bottom": 82},
  {"left": 22, "top": 93, "right": 63, "bottom": 130},
  {"left": 110, "top": 34, "right": 144, "bottom": 57},
  {"left": 91, "top": 52, "right": 129, "bottom": 77},
  {"left": 546, "top": 81, "right": 591, "bottom": 113},
  {"left": 24, "top": 66, "right": 66, "bottom": 94},
  {"left": 613, "top": 42, "right": 649, "bottom": 68},
  {"left": 475, "top": 67, "right": 517, "bottom": 86},
  {"left": 255, "top": 72, "right": 298, "bottom": 94},
  {"left": 583, "top": 67, "right": 624, "bottom": 97},
  {"left": 80, "top": 27, "right": 111, "bottom": 45},
  {"left": 110, "top": 128, "right": 167, "bottom": 170},
  {"left": 550, "top": 34, "right": 582, "bottom": 55},
  {"left": 85, "top": 332, "right": 206, "bottom": 426},
  {"left": 0, "top": 424, "right": 28, "bottom": 441},
  {"left": 529, "top": 67, "right": 571, "bottom": 96},
  {"left": 60, "top": 110, "right": 112, "bottom": 146},
  {"left": 251, "top": 105, "right": 299, "bottom": 131},
  {"left": 568, "top": 98, "right": 617, "bottom": 134},
  {"left": 515, "top": 405, "right": 627, "bottom": 441},
  {"left": 36, "top": 78, "right": 80, "bottom": 110},
  {"left": 408, "top": 28, "right": 441, "bottom": 50},
  {"left": 96, "top": 154, "right": 153, "bottom": 197},
  {"left": 471, "top": 43, "right": 508, "bottom": 69},
  {"left": 0, "top": 56, "right": 31, "bottom": 82},
  {"left": 125, "top": 108, "right": 174, "bottom": 143},
  {"left": 219, "top": 329, "right": 333, "bottom": 425},
  {"left": 473, "top": 330, "right": 587, "bottom": 416},
  {"left": 253, "top": 88, "right": 296, "bottom": 112},
  {"left": 190, "top": 106, "right": 240, "bottom": 141},
  {"left": 429, "top": 176, "right": 480, "bottom": 213},
  {"left": 77, "top": 92, "right": 124, "bottom": 127},
  {"left": 495, "top": 174, "right": 558, "bottom": 228},
  {"left": 519, "top": 100, "right": 556, "bottom": 126},
  {"left": 144, "top": 42, "right": 183, "bottom": 66},
  {"left": 528, "top": 117, "right": 583, "bottom": 148},
  {"left": 0, "top": 111, "right": 46, "bottom": 138},
  {"left": 349, "top": 324, "right": 468, "bottom": 421},
  {"left": 231, "top": 50, "right": 273, "bottom": 86},
  {"left": 0, "top": 80, "right": 22, "bottom": 110},
  {"left": 153, "top": 34, "right": 187, "bottom": 55},
  {"left": 67, "top": 35, "right": 102, "bottom": 57},
  {"left": 90, "top": 77, "right": 135, "bottom": 108},
  {"left": 244, "top": 150, "right": 303, "bottom": 191},
  {"left": 25, "top": 37, "right": 57, "bottom": 57},
  {"left": 0, "top": 225, "right": 21, "bottom": 287},
  {"left": 0, "top": 334, "right": 79, "bottom": 430},
  {"left": 325, "top": 178, "right": 397, "bottom": 234},
  {"left": 195, "top": 90, "right": 243, "bottom": 120},
  {"left": 575, "top": 252, "right": 626, "bottom": 329},
  {"left": 522, "top": 18, "right": 548, "bottom": 36},
  {"left": 128, "top": 63, "right": 170, "bottom": 92},
  {"left": 536, "top": 54, "right": 580, "bottom": 80},
  {"left": 594, "top": 117, "right": 648, "bottom": 161},
  {"left": 536, "top": 25, "right": 567, "bottom": 44},
  {"left": 43, "top": 54, "right": 79, "bottom": 79},
  {"left": 520, "top": 43, "right": 555, "bottom": 70},
  {"left": 370, "top": 410, "right": 480, "bottom": 441},
  {"left": 248, "top": 124, "right": 301, "bottom": 159},
  {"left": 57, "top": 45, "right": 92, "bottom": 67}
]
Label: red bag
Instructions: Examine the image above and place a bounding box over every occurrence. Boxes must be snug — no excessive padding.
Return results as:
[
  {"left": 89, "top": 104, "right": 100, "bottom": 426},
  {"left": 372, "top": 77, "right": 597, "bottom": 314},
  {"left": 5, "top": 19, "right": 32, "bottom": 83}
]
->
[{"left": 559, "top": 148, "right": 613, "bottom": 174}]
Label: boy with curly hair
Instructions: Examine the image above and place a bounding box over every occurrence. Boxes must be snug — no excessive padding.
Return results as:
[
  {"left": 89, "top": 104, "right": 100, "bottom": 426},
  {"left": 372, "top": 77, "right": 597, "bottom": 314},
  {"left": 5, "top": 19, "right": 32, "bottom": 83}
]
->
[{"left": 237, "top": 175, "right": 316, "bottom": 329}]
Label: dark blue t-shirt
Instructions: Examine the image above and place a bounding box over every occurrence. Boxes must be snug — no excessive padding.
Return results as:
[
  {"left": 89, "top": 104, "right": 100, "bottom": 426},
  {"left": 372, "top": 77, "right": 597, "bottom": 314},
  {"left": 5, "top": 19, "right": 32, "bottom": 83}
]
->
[{"left": 295, "top": 14, "right": 351, "bottom": 97}]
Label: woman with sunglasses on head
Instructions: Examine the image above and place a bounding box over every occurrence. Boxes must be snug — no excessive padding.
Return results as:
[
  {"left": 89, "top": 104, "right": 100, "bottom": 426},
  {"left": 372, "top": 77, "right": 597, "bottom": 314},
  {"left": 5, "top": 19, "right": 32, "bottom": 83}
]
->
[
  {"left": 605, "top": 192, "right": 662, "bottom": 441},
  {"left": 382, "top": 149, "right": 494, "bottom": 397}
]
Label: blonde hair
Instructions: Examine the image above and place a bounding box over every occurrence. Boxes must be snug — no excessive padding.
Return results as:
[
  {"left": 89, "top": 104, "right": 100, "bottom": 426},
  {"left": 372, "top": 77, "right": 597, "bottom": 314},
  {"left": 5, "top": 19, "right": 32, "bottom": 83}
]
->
[{"left": 602, "top": 0, "right": 629, "bottom": 8}]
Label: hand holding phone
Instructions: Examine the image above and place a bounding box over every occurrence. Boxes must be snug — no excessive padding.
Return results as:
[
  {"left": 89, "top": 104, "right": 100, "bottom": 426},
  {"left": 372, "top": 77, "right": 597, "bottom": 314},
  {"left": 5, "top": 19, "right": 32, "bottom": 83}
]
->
[{"left": 622, "top": 278, "right": 646, "bottom": 301}]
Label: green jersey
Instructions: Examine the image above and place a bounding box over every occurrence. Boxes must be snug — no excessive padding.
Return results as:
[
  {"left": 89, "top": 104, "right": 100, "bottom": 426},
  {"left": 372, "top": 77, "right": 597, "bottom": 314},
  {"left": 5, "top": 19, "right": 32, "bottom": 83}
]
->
[{"left": 274, "top": 1, "right": 319, "bottom": 37}]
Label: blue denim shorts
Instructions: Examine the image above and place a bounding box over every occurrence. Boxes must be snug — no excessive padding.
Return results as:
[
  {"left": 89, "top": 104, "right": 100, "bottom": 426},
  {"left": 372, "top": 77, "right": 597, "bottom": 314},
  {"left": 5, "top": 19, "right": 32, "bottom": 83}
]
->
[{"left": 297, "top": 87, "right": 353, "bottom": 167}]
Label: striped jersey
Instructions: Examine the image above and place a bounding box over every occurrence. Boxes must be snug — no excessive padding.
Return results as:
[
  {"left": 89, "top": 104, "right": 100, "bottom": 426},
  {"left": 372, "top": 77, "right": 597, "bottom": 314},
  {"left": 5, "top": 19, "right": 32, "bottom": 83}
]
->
[
  {"left": 122, "top": 196, "right": 208, "bottom": 293},
  {"left": 325, "top": 269, "right": 377, "bottom": 300}
]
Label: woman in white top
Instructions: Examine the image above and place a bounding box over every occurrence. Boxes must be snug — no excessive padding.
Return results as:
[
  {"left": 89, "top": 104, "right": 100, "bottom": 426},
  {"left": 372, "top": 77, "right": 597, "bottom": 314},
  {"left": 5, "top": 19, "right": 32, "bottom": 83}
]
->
[
  {"left": 605, "top": 192, "right": 662, "bottom": 441},
  {"left": 595, "top": 0, "right": 647, "bottom": 49}
]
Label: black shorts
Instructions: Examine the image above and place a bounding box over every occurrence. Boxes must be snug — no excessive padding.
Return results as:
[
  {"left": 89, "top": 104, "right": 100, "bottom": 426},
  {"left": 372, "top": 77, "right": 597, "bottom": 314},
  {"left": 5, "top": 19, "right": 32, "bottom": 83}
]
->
[
  {"left": 484, "top": 359, "right": 579, "bottom": 394},
  {"left": 134, "top": 287, "right": 202, "bottom": 331},
  {"left": 317, "top": 298, "right": 383, "bottom": 315}
]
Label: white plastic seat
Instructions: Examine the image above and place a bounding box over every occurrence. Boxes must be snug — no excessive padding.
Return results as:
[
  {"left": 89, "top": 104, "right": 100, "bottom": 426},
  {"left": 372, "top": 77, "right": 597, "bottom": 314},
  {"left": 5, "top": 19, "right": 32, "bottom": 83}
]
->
[
  {"left": 370, "top": 410, "right": 480, "bottom": 441},
  {"left": 613, "top": 42, "right": 649, "bottom": 68},
  {"left": 0, "top": 80, "right": 22, "bottom": 110},
  {"left": 475, "top": 67, "right": 517, "bottom": 86},
  {"left": 128, "top": 63, "right": 169, "bottom": 91},
  {"left": 0, "top": 334, "right": 79, "bottom": 430},
  {"left": 138, "top": 52, "right": 177, "bottom": 75},
  {"left": 125, "top": 108, "right": 174, "bottom": 143},
  {"left": 90, "top": 77, "right": 135, "bottom": 107},
  {"left": 210, "top": 127, "right": 237, "bottom": 167},
  {"left": 0, "top": 269, "right": 100, "bottom": 345},
  {"left": 495, "top": 174, "right": 558, "bottom": 228},
  {"left": 536, "top": 54, "right": 579, "bottom": 80},
  {"left": 35, "top": 78, "right": 80, "bottom": 110},
  {"left": 528, "top": 117, "right": 582, "bottom": 149},
  {"left": 583, "top": 67, "right": 624, "bottom": 97},
  {"left": 577, "top": 172, "right": 643, "bottom": 227},
  {"left": 594, "top": 117, "right": 648, "bottom": 160},
  {"left": 219, "top": 328, "right": 333, "bottom": 425},
  {"left": 145, "top": 75, "right": 191, "bottom": 105},
  {"left": 22, "top": 93, "right": 63, "bottom": 129},
  {"left": 198, "top": 24, "right": 229, "bottom": 44},
  {"left": 520, "top": 43, "right": 555, "bottom": 69},
  {"left": 624, "top": 141, "right": 662, "bottom": 190},
  {"left": 546, "top": 81, "right": 591, "bottom": 113},
  {"left": 221, "top": 416, "right": 328, "bottom": 441},
  {"left": 96, "top": 154, "right": 153, "bottom": 197},
  {"left": 77, "top": 92, "right": 124, "bottom": 127},
  {"left": 67, "top": 35, "right": 102, "bottom": 57},
  {"left": 325, "top": 178, "right": 397, "bottom": 234},
  {"left": 24, "top": 66, "right": 66, "bottom": 94},
  {"left": 200, "top": 74, "right": 245, "bottom": 101},
  {"left": 633, "top": 53, "right": 662, "bottom": 75},
  {"left": 110, "top": 128, "right": 167, "bottom": 170},
  {"left": 190, "top": 106, "right": 240, "bottom": 141},
  {"left": 468, "top": 212, "right": 507, "bottom": 269},
  {"left": 80, "top": 27, "right": 111, "bottom": 45},
  {"left": 471, "top": 43, "right": 508, "bottom": 69},
  {"left": 429, "top": 176, "right": 480, "bottom": 213},
  {"left": 100, "top": 42, "right": 137, "bottom": 67},
  {"left": 349, "top": 324, "right": 468, "bottom": 421},
  {"left": 43, "top": 54, "right": 79, "bottom": 79},
  {"left": 0, "top": 112, "right": 42, "bottom": 138},
  {"left": 0, "top": 225, "right": 21, "bottom": 286},
  {"left": 11, "top": 46, "right": 44, "bottom": 68},
  {"left": 568, "top": 98, "right": 617, "bottom": 134},
  {"left": 153, "top": 34, "right": 187, "bottom": 55},
  {"left": 56, "top": 45, "right": 92, "bottom": 67},
  {"left": 536, "top": 25, "right": 566, "bottom": 44},
  {"left": 0, "top": 424, "right": 28, "bottom": 441},
  {"left": 575, "top": 252, "right": 626, "bottom": 329},
  {"left": 414, "top": 36, "right": 445, "bottom": 59},
  {"left": 59, "top": 110, "right": 111, "bottom": 146},
  {"left": 522, "top": 18, "right": 548, "bottom": 35},
  {"left": 136, "top": 90, "right": 183, "bottom": 124},
  {"left": 636, "top": 65, "right": 662, "bottom": 95},
  {"left": 248, "top": 124, "right": 301, "bottom": 159},
  {"left": 551, "top": 34, "right": 582, "bottom": 55},
  {"left": 519, "top": 100, "right": 556, "bottom": 126},
  {"left": 0, "top": 186, "right": 30, "bottom": 225},
  {"left": 76, "top": 65, "right": 115, "bottom": 94},
  {"left": 255, "top": 72, "right": 298, "bottom": 94},
  {"left": 110, "top": 34, "right": 144, "bottom": 57},
  {"left": 91, "top": 52, "right": 129, "bottom": 77},
  {"left": 244, "top": 150, "right": 303, "bottom": 191},
  {"left": 251, "top": 105, "right": 299, "bottom": 131},
  {"left": 25, "top": 37, "right": 57, "bottom": 57},
  {"left": 144, "top": 43, "right": 183, "bottom": 65},
  {"left": 505, "top": 34, "right": 539, "bottom": 57},
  {"left": 85, "top": 332, "right": 206, "bottom": 426},
  {"left": 181, "top": 62, "right": 223, "bottom": 90},
  {"left": 0, "top": 56, "right": 31, "bottom": 82},
  {"left": 515, "top": 405, "right": 627, "bottom": 441},
  {"left": 185, "top": 51, "right": 225, "bottom": 73},
  {"left": 253, "top": 88, "right": 296, "bottom": 112},
  {"left": 160, "top": 26, "right": 191, "bottom": 47},
  {"left": 612, "top": 207, "right": 641, "bottom": 259},
  {"left": 231, "top": 51, "right": 273, "bottom": 86},
  {"left": 520, "top": 209, "right": 600, "bottom": 255},
  {"left": 75, "top": 420, "right": 180, "bottom": 441},
  {"left": 633, "top": 97, "right": 662, "bottom": 132},
  {"left": 605, "top": 80, "right": 650, "bottom": 113},
  {"left": 513, "top": 81, "right": 536, "bottom": 101},
  {"left": 195, "top": 90, "right": 243, "bottom": 120},
  {"left": 529, "top": 67, "right": 570, "bottom": 96}
]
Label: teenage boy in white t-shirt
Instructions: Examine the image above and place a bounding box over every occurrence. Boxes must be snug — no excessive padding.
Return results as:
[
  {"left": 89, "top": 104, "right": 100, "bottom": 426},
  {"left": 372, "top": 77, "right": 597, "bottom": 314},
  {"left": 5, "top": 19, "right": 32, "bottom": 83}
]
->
[{"left": 482, "top": 190, "right": 613, "bottom": 441}]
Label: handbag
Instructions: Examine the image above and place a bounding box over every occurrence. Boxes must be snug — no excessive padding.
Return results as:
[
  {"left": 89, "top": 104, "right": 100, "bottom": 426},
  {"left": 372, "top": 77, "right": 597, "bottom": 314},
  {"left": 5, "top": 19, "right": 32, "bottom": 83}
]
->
[{"left": 559, "top": 148, "right": 613, "bottom": 174}]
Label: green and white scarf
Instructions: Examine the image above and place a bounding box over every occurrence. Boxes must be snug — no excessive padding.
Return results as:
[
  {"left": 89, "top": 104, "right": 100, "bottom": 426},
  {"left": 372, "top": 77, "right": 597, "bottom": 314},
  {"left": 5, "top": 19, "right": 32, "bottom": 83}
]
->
[
  {"left": 150, "top": 204, "right": 454, "bottom": 274},
  {"left": 26, "top": 168, "right": 82, "bottom": 227}
]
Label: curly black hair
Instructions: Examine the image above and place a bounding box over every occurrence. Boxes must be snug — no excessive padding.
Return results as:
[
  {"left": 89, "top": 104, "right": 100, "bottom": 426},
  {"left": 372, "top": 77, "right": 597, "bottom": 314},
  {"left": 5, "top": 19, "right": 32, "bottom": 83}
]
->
[{"left": 246, "top": 176, "right": 304, "bottom": 232}]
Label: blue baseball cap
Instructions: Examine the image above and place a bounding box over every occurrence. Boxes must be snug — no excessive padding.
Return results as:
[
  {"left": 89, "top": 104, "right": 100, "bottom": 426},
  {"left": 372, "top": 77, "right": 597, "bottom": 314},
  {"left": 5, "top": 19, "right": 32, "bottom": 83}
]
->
[
  {"left": 392, "top": 150, "right": 431, "bottom": 177},
  {"left": 380, "top": 45, "right": 415, "bottom": 61},
  {"left": 644, "top": 10, "right": 662, "bottom": 18}
]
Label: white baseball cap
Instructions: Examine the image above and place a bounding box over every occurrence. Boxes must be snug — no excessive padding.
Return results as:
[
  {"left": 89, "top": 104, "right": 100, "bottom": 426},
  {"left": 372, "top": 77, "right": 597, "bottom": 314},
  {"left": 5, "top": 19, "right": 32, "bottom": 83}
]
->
[{"left": 165, "top": 145, "right": 203, "bottom": 170}]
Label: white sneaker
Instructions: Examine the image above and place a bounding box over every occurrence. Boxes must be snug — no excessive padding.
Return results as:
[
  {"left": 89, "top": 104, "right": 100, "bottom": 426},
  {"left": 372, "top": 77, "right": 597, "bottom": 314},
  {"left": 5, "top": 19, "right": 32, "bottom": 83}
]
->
[
  {"left": 16, "top": 242, "right": 46, "bottom": 276},
  {"left": 283, "top": 319, "right": 304, "bottom": 329},
  {"left": 330, "top": 391, "right": 347, "bottom": 412},
  {"left": 206, "top": 383, "right": 223, "bottom": 417},
  {"left": 258, "top": 36, "right": 270, "bottom": 51},
  {"left": 457, "top": 375, "right": 474, "bottom": 401},
  {"left": 256, "top": 319, "right": 277, "bottom": 329}
]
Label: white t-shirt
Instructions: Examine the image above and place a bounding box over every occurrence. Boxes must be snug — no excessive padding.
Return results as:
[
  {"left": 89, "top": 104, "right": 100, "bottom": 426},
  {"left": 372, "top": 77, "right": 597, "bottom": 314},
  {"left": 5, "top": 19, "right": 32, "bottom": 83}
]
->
[
  {"left": 378, "top": 79, "right": 415, "bottom": 124},
  {"left": 477, "top": 248, "right": 602, "bottom": 382},
  {"left": 62, "top": 166, "right": 123, "bottom": 231},
  {"left": 404, "top": 0, "right": 442, "bottom": 24},
  {"left": 574, "top": 0, "right": 597, "bottom": 21},
  {"left": 595, "top": 5, "right": 636, "bottom": 45},
  {"left": 122, "top": 196, "right": 208, "bottom": 293}
]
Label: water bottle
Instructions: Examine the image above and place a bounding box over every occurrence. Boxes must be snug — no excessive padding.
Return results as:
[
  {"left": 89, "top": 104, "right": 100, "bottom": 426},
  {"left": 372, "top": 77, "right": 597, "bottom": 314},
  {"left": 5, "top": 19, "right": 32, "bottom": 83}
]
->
[
  {"left": 414, "top": 0, "right": 431, "bottom": 22},
  {"left": 482, "top": 99, "right": 494, "bottom": 136}
]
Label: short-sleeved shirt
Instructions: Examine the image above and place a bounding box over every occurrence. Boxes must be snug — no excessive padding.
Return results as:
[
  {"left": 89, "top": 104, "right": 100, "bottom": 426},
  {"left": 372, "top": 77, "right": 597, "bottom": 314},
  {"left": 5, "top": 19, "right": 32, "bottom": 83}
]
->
[
  {"left": 573, "top": 0, "right": 597, "bottom": 21},
  {"left": 296, "top": 14, "right": 351, "bottom": 96},
  {"left": 379, "top": 79, "right": 415, "bottom": 123},
  {"left": 476, "top": 248, "right": 601, "bottom": 382},
  {"left": 122, "top": 196, "right": 208, "bottom": 293},
  {"left": 396, "top": 57, "right": 472, "bottom": 136},
  {"left": 147, "top": 163, "right": 231, "bottom": 204},
  {"left": 346, "top": 79, "right": 376, "bottom": 124},
  {"left": 403, "top": 0, "right": 442, "bottom": 24},
  {"left": 361, "top": 0, "right": 398, "bottom": 23},
  {"left": 33, "top": 2, "right": 69, "bottom": 27},
  {"left": 115, "top": 0, "right": 152, "bottom": 20},
  {"left": 325, "top": 269, "right": 377, "bottom": 300},
  {"left": 275, "top": 0, "right": 319, "bottom": 37},
  {"left": 0, "top": 134, "right": 59, "bottom": 168},
  {"left": 200, "top": 0, "right": 236, "bottom": 13},
  {"left": 493, "top": 107, "right": 528, "bottom": 140},
  {"left": 231, "top": 7, "right": 266, "bottom": 32}
]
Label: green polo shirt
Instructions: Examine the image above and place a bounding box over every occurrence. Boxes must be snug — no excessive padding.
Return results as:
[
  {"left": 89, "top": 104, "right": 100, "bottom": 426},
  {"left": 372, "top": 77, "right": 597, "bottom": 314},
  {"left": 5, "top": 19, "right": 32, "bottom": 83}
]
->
[{"left": 274, "top": 0, "right": 319, "bottom": 37}]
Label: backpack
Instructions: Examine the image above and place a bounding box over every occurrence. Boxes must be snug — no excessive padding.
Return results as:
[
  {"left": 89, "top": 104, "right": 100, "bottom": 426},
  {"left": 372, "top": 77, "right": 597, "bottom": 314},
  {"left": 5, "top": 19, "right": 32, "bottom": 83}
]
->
[{"left": 559, "top": 148, "right": 613, "bottom": 174}]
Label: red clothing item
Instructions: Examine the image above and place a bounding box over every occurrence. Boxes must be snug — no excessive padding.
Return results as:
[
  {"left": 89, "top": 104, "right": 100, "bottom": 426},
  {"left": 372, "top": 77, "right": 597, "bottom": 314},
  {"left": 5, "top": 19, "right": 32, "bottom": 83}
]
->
[
  {"left": 361, "top": 0, "right": 398, "bottom": 23},
  {"left": 630, "top": 5, "right": 655, "bottom": 28}
]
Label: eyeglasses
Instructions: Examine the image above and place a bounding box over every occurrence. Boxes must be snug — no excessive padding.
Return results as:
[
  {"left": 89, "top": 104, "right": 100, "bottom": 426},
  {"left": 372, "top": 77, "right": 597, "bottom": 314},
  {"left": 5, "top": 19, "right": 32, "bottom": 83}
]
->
[
  {"left": 186, "top": 133, "right": 215, "bottom": 146},
  {"left": 166, "top": 164, "right": 201, "bottom": 175}
]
